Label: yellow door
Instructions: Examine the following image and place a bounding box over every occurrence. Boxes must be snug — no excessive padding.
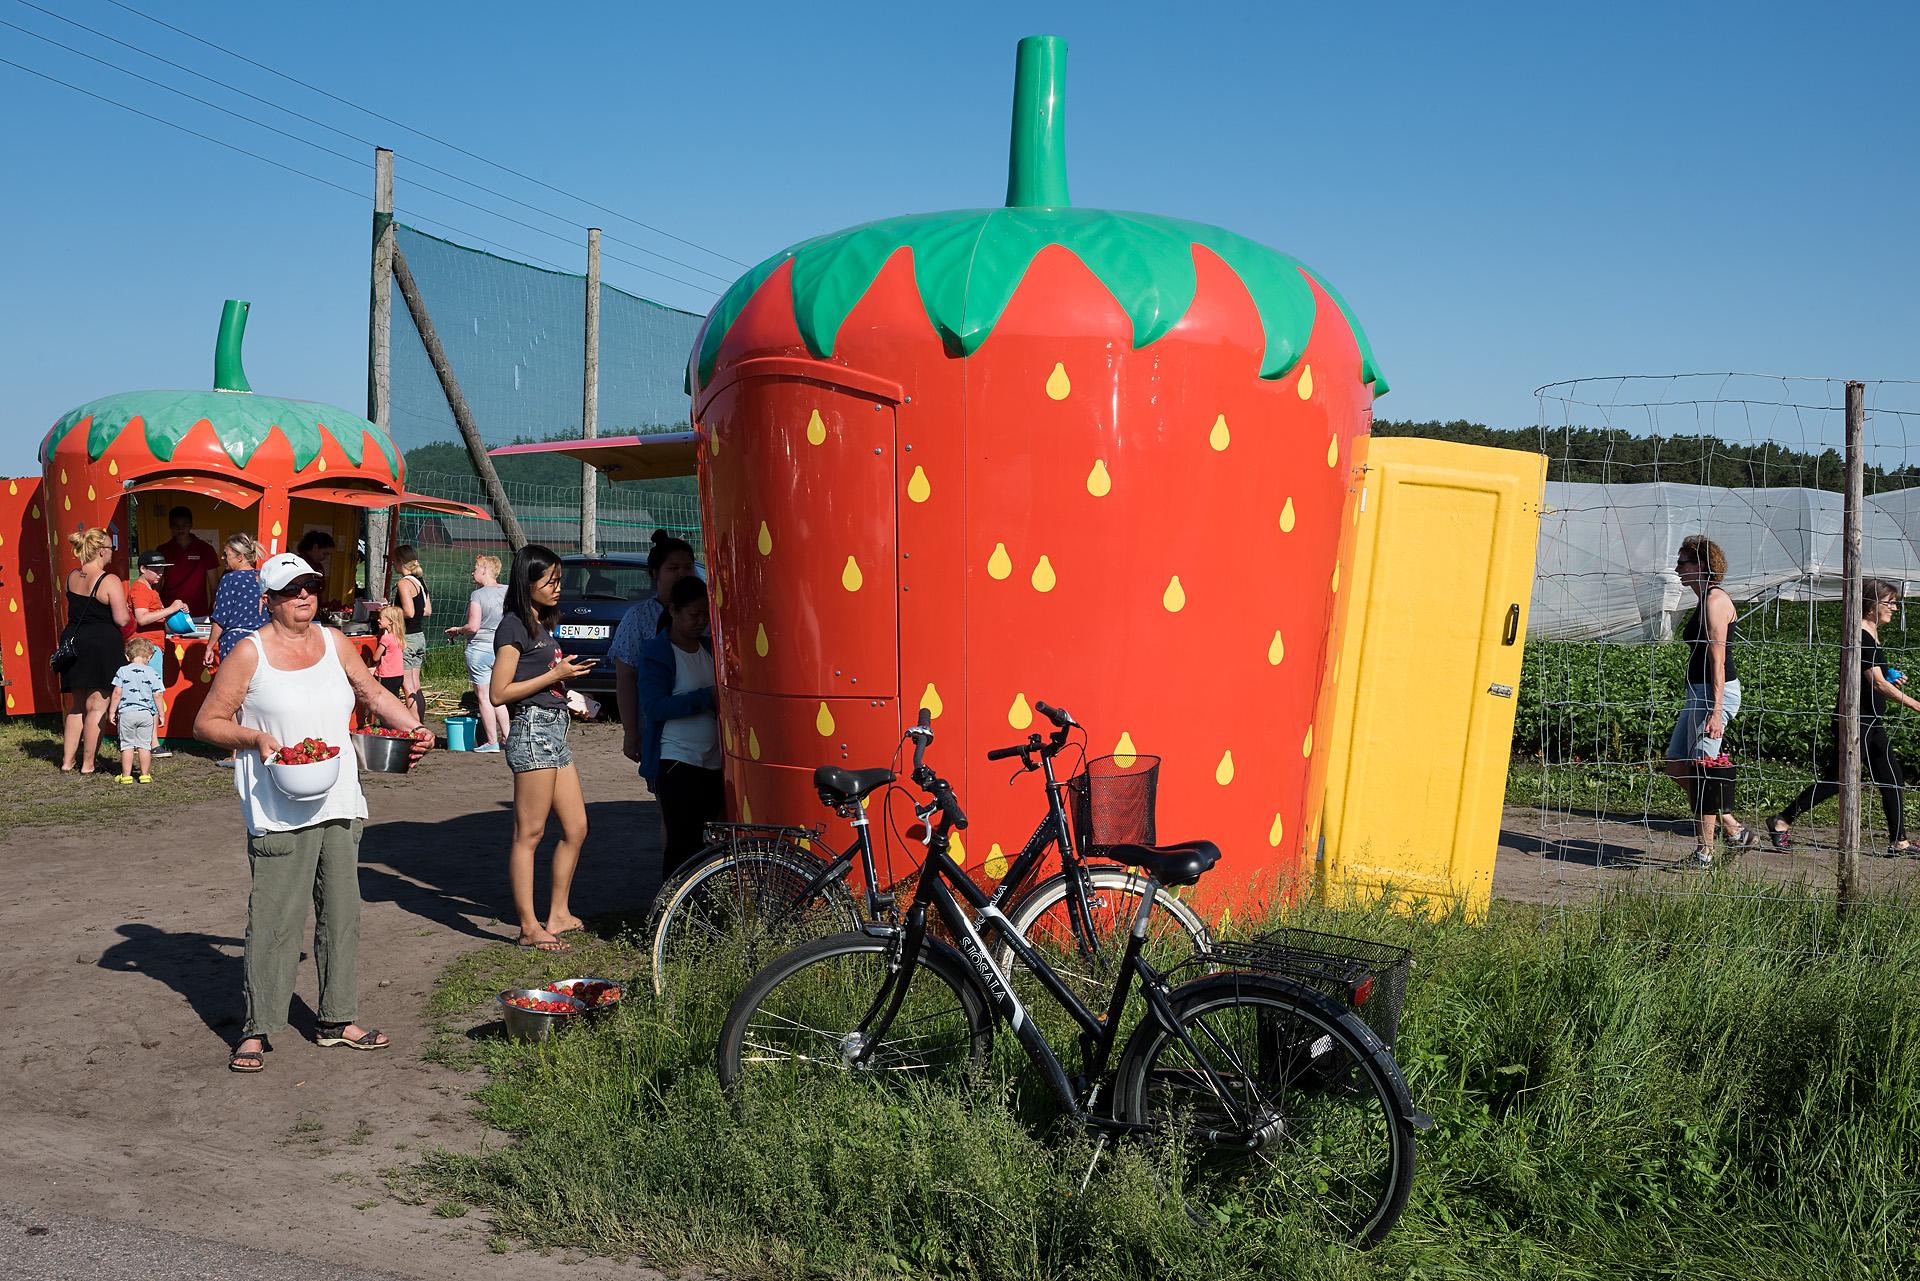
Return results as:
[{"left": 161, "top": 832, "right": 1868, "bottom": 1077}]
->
[{"left": 1322, "top": 438, "right": 1545, "bottom": 917}]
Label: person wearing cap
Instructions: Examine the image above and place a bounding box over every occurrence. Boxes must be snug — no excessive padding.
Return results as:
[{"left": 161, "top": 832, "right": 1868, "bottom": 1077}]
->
[
  {"left": 194, "top": 551, "right": 434, "bottom": 1074},
  {"left": 126, "top": 549, "right": 190, "bottom": 750},
  {"left": 127, "top": 549, "right": 189, "bottom": 679}
]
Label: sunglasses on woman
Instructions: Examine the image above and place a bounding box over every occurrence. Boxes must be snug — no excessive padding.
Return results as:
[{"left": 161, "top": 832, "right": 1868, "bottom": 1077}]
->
[{"left": 268, "top": 576, "right": 325, "bottom": 599}]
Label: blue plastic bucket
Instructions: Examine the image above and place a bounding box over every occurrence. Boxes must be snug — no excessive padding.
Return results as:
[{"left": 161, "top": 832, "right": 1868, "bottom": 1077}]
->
[{"left": 445, "top": 716, "right": 478, "bottom": 752}]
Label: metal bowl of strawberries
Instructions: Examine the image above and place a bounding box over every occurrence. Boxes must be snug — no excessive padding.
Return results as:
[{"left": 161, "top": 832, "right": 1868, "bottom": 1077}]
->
[
  {"left": 352, "top": 726, "right": 416, "bottom": 774},
  {"left": 543, "top": 978, "right": 624, "bottom": 1018},
  {"left": 497, "top": 988, "right": 587, "bottom": 1043}
]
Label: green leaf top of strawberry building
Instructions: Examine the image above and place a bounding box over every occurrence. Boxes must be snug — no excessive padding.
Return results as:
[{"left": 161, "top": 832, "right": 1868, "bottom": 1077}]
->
[
  {"left": 694, "top": 36, "right": 1385, "bottom": 395},
  {"left": 39, "top": 300, "right": 402, "bottom": 478}
]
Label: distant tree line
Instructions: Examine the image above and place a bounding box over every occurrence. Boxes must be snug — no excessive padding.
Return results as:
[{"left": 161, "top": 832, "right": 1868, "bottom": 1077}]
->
[
  {"left": 403, "top": 429, "right": 695, "bottom": 499},
  {"left": 1373, "top": 419, "right": 1920, "bottom": 494}
]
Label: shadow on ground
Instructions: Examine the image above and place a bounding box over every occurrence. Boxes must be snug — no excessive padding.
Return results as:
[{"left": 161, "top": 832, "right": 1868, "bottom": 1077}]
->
[{"left": 359, "top": 796, "right": 666, "bottom": 941}]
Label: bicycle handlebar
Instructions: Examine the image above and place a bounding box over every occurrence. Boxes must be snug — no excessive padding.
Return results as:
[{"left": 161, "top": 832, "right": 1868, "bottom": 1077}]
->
[
  {"left": 985, "top": 744, "right": 1026, "bottom": 762},
  {"left": 907, "top": 706, "right": 934, "bottom": 773},
  {"left": 1034, "top": 700, "right": 1076, "bottom": 729}
]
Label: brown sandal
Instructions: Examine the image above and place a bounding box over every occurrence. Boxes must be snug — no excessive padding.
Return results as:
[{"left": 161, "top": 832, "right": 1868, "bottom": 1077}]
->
[
  {"left": 315, "top": 1024, "right": 390, "bottom": 1051},
  {"left": 228, "top": 1039, "right": 268, "bottom": 1072}
]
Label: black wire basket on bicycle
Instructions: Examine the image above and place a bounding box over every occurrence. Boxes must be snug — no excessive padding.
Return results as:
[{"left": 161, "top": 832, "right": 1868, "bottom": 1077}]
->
[
  {"left": 1197, "top": 927, "right": 1413, "bottom": 1048},
  {"left": 1066, "top": 754, "right": 1160, "bottom": 855}
]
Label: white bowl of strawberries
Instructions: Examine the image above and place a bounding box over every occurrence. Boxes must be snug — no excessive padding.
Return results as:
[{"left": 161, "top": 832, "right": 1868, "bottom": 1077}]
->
[{"left": 267, "top": 737, "right": 342, "bottom": 800}]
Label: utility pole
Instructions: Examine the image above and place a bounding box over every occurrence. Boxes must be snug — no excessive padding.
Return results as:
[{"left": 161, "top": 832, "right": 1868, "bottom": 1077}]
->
[
  {"left": 366, "top": 147, "right": 394, "bottom": 597},
  {"left": 581, "top": 227, "right": 601, "bottom": 555}
]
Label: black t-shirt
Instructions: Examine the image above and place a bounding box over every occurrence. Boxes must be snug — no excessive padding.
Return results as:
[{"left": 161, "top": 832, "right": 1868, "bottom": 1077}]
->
[
  {"left": 1861, "top": 629, "right": 1887, "bottom": 719},
  {"left": 494, "top": 612, "right": 565, "bottom": 710}
]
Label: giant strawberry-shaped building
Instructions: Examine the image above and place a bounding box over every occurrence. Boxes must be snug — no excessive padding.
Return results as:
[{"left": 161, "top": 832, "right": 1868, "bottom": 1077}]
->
[
  {"left": 1, "top": 301, "right": 481, "bottom": 728},
  {"left": 692, "top": 35, "right": 1387, "bottom": 909}
]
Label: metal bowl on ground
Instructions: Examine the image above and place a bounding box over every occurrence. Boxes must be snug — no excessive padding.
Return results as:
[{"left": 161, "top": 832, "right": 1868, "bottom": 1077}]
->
[
  {"left": 352, "top": 730, "right": 414, "bottom": 774},
  {"left": 543, "top": 977, "right": 625, "bottom": 1016},
  {"left": 497, "top": 988, "right": 587, "bottom": 1043}
]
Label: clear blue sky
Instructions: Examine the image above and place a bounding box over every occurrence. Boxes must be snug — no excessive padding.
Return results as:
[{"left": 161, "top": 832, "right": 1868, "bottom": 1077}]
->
[{"left": 2, "top": 0, "right": 1914, "bottom": 476}]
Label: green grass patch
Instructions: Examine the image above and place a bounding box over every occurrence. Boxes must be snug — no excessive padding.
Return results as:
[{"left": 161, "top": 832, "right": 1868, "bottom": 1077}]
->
[
  {"left": 414, "top": 884, "right": 1920, "bottom": 1279},
  {"left": 0, "top": 713, "right": 234, "bottom": 827}
]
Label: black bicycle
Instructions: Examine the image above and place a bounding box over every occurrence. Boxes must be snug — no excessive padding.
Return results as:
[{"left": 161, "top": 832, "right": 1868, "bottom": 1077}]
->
[
  {"left": 715, "top": 710, "right": 1427, "bottom": 1245},
  {"left": 646, "top": 701, "right": 1210, "bottom": 997}
]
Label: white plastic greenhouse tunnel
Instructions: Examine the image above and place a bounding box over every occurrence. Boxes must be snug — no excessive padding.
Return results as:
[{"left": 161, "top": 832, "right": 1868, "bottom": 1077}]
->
[{"left": 1530, "top": 483, "right": 1920, "bottom": 641}]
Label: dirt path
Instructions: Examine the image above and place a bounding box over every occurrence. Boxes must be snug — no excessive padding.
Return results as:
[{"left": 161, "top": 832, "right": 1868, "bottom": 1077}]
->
[
  {"left": 1494, "top": 804, "right": 1920, "bottom": 904},
  {"left": 0, "top": 723, "right": 671, "bottom": 1280}
]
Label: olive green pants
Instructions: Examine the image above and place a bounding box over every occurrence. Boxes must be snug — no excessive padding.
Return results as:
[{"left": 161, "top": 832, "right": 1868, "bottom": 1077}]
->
[{"left": 242, "top": 818, "right": 364, "bottom": 1039}]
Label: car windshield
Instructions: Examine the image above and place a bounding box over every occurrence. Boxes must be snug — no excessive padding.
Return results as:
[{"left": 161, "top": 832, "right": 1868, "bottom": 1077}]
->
[{"left": 561, "top": 561, "right": 654, "bottom": 601}]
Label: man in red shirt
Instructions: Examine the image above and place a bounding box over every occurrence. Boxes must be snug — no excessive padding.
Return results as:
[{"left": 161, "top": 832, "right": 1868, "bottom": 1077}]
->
[{"left": 158, "top": 506, "right": 219, "bottom": 615}]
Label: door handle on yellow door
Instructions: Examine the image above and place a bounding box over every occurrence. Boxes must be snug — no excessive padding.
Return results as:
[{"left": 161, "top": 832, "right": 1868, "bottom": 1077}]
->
[{"left": 1501, "top": 603, "right": 1520, "bottom": 646}]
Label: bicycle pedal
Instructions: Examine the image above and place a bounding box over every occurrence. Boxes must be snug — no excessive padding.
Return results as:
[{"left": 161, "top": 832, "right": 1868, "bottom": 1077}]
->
[{"left": 1407, "top": 1106, "right": 1435, "bottom": 1134}]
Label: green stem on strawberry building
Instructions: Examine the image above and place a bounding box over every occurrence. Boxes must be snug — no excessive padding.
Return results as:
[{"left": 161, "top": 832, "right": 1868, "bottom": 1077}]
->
[
  {"left": 692, "top": 37, "right": 1387, "bottom": 395},
  {"left": 213, "top": 299, "right": 253, "bottom": 394},
  {"left": 1006, "top": 35, "right": 1069, "bottom": 209}
]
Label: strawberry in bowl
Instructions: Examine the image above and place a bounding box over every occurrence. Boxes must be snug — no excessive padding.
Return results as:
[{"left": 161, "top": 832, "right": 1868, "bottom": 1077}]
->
[{"left": 266, "top": 736, "right": 342, "bottom": 800}]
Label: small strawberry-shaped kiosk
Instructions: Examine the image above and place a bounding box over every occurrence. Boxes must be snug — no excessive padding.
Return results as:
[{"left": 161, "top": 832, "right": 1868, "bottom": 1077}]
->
[
  {"left": 691, "top": 37, "right": 1387, "bottom": 910},
  {"left": 0, "top": 300, "right": 482, "bottom": 729}
]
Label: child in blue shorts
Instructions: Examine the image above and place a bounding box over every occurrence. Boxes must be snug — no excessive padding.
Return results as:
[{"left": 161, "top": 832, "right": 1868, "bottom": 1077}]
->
[{"left": 110, "top": 637, "right": 166, "bottom": 783}]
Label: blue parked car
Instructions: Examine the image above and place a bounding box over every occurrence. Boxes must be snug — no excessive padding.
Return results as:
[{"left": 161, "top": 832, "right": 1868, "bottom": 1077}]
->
[{"left": 553, "top": 554, "right": 656, "bottom": 695}]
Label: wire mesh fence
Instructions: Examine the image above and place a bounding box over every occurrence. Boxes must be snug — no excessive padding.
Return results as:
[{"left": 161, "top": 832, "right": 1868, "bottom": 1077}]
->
[{"left": 1514, "top": 374, "right": 1920, "bottom": 943}]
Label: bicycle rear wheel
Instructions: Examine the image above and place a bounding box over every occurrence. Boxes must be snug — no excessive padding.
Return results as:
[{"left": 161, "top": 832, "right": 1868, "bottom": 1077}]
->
[
  {"left": 716, "top": 933, "right": 993, "bottom": 1091},
  {"left": 992, "top": 866, "right": 1211, "bottom": 1007},
  {"left": 648, "top": 838, "right": 857, "bottom": 995},
  {"left": 1112, "top": 974, "right": 1415, "bottom": 1246}
]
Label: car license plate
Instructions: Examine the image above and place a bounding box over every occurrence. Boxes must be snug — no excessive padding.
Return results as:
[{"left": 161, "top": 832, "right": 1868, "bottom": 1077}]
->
[{"left": 555, "top": 624, "right": 610, "bottom": 640}]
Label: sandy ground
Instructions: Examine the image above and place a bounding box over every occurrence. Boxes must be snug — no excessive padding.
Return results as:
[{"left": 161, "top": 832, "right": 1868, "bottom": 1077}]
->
[
  {"left": 4, "top": 724, "right": 1911, "bottom": 1279},
  {"left": 0, "top": 723, "right": 672, "bottom": 1281}
]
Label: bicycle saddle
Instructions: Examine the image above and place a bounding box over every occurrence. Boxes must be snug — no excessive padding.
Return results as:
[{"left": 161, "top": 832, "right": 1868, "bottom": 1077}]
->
[
  {"left": 1101, "top": 840, "right": 1222, "bottom": 887},
  {"left": 813, "top": 765, "right": 896, "bottom": 806}
]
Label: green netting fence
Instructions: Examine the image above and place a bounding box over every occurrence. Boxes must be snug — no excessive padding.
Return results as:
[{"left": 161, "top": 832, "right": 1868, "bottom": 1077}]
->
[{"left": 384, "top": 222, "right": 710, "bottom": 656}]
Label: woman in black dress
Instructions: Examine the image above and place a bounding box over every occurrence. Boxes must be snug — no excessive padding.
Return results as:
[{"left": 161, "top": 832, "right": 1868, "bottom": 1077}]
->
[
  {"left": 60, "top": 526, "right": 132, "bottom": 774},
  {"left": 1768, "top": 579, "right": 1920, "bottom": 855}
]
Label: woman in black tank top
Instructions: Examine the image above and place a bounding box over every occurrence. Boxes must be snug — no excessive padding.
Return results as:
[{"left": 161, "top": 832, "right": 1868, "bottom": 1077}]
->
[{"left": 1662, "top": 535, "right": 1755, "bottom": 865}]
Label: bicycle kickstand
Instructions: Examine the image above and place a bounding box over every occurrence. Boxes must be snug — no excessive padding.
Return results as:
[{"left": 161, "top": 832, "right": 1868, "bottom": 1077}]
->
[{"left": 1078, "top": 1133, "right": 1110, "bottom": 1196}]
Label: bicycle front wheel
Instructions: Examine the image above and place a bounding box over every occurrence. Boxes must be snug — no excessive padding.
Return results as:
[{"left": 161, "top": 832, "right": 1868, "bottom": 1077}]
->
[
  {"left": 1112, "top": 975, "right": 1415, "bottom": 1247},
  {"left": 993, "top": 866, "right": 1212, "bottom": 1006},
  {"left": 648, "top": 838, "right": 858, "bottom": 995},
  {"left": 716, "top": 933, "right": 994, "bottom": 1092}
]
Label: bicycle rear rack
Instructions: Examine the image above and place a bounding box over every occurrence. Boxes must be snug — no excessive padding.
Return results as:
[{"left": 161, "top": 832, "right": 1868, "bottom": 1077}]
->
[
  {"left": 701, "top": 821, "right": 823, "bottom": 849},
  {"left": 1191, "top": 927, "right": 1413, "bottom": 1049}
]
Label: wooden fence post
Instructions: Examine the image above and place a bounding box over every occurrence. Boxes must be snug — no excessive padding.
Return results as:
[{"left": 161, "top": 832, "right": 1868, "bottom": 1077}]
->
[
  {"left": 391, "top": 242, "right": 529, "bottom": 551},
  {"left": 1837, "top": 380, "right": 1865, "bottom": 912}
]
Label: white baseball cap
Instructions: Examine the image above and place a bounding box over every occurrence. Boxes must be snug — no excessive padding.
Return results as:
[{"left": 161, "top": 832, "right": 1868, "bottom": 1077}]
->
[{"left": 258, "top": 552, "right": 323, "bottom": 592}]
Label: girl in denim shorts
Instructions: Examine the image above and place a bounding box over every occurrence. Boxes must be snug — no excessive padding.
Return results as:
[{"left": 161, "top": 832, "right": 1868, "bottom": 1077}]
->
[{"left": 492, "top": 544, "right": 595, "bottom": 954}]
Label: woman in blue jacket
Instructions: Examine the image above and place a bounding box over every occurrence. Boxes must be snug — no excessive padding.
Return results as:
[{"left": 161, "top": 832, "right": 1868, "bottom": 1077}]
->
[{"left": 638, "top": 575, "right": 722, "bottom": 880}]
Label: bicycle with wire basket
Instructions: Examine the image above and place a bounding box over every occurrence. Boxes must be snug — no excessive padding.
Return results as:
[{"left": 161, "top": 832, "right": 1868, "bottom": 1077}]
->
[
  {"left": 715, "top": 708, "right": 1431, "bottom": 1246},
  {"left": 646, "top": 700, "right": 1211, "bottom": 996}
]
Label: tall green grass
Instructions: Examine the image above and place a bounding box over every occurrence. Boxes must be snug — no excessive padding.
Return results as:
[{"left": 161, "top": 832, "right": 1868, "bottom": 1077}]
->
[{"left": 415, "top": 881, "right": 1920, "bottom": 1279}]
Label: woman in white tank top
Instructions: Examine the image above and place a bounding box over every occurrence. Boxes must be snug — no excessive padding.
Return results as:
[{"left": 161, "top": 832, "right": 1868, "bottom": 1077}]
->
[{"left": 194, "top": 553, "right": 433, "bottom": 1074}]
